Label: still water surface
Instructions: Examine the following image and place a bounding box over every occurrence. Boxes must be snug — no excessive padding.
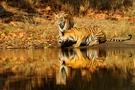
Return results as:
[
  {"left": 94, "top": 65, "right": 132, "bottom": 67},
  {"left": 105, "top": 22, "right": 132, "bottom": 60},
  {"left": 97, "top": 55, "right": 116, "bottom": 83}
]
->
[{"left": 0, "top": 48, "right": 135, "bottom": 90}]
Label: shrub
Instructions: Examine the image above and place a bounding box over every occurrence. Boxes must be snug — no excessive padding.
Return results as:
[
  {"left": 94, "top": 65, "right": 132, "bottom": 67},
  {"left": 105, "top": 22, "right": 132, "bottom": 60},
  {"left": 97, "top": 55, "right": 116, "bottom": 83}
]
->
[
  {"left": 3, "top": 0, "right": 134, "bottom": 15},
  {"left": 45, "top": 0, "right": 134, "bottom": 15}
]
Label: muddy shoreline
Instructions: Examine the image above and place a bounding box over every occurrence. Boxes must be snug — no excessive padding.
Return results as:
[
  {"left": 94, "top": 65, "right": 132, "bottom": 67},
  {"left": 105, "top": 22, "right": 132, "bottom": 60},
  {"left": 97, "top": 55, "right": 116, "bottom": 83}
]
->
[
  {"left": 62, "top": 40, "right": 135, "bottom": 49},
  {"left": 0, "top": 40, "right": 134, "bottom": 49}
]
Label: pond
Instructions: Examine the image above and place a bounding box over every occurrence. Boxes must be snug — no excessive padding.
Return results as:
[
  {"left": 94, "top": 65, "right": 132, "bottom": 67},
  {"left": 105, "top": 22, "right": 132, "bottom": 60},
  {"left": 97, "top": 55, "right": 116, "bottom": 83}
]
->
[{"left": 0, "top": 47, "right": 135, "bottom": 90}]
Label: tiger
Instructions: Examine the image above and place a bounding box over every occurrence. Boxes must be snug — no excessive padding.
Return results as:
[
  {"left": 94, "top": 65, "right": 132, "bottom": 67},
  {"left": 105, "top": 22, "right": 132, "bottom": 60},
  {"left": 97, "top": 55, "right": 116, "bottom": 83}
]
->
[
  {"left": 58, "top": 26, "right": 132, "bottom": 47},
  {"left": 58, "top": 48, "right": 105, "bottom": 82},
  {"left": 54, "top": 12, "right": 74, "bottom": 36},
  {"left": 58, "top": 48, "right": 134, "bottom": 83},
  {"left": 60, "top": 48, "right": 105, "bottom": 69},
  {"left": 56, "top": 49, "right": 76, "bottom": 85},
  {"left": 56, "top": 64, "right": 68, "bottom": 85}
]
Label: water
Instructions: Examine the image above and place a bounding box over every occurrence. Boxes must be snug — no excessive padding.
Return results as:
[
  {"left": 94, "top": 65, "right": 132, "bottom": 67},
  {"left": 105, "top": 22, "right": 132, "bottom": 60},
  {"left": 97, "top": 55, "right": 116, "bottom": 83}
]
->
[{"left": 0, "top": 48, "right": 135, "bottom": 90}]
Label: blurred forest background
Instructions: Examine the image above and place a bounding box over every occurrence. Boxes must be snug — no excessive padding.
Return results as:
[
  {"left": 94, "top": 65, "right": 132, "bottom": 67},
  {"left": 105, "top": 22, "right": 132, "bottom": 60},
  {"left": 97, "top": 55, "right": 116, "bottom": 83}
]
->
[
  {"left": 1, "top": 0, "right": 134, "bottom": 15},
  {"left": 1, "top": 0, "right": 134, "bottom": 14},
  {"left": 0, "top": 0, "right": 135, "bottom": 49}
]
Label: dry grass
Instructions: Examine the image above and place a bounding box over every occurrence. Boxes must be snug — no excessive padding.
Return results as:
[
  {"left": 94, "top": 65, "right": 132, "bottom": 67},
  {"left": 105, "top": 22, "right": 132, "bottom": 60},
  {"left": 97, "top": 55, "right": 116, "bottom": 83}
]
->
[
  {"left": 0, "top": 17, "right": 58, "bottom": 48},
  {"left": 0, "top": 1, "right": 135, "bottom": 48},
  {"left": 74, "top": 16, "right": 135, "bottom": 38},
  {"left": 0, "top": 2, "right": 58, "bottom": 48}
]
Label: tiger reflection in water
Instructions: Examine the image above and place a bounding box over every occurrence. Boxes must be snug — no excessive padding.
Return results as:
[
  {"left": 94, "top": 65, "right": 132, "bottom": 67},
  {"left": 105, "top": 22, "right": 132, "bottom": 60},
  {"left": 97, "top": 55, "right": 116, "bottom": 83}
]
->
[
  {"left": 56, "top": 49, "right": 75, "bottom": 85},
  {"left": 56, "top": 48, "right": 106, "bottom": 85}
]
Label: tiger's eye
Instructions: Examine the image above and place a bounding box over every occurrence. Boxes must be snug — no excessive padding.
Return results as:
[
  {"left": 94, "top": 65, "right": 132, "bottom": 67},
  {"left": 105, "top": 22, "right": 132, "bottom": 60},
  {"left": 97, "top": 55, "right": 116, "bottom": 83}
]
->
[{"left": 60, "top": 17, "right": 64, "bottom": 21}]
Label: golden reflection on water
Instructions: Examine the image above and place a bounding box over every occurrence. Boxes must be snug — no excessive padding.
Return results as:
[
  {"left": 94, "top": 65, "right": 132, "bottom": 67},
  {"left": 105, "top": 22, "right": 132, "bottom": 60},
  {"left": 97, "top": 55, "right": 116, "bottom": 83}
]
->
[
  {"left": 0, "top": 48, "right": 135, "bottom": 90},
  {"left": 57, "top": 48, "right": 135, "bottom": 85}
]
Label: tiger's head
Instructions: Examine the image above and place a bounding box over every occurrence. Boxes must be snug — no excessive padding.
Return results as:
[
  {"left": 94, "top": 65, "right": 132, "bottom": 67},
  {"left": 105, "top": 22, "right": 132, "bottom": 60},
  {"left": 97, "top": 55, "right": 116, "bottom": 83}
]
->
[{"left": 54, "top": 12, "right": 74, "bottom": 33}]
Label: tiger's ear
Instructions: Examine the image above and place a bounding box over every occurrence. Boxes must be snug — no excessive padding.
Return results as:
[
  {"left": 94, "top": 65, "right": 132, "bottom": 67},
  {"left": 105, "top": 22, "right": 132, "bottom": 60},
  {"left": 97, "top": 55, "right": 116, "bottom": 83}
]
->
[
  {"left": 54, "top": 12, "right": 58, "bottom": 23},
  {"left": 54, "top": 13, "right": 58, "bottom": 17},
  {"left": 63, "top": 14, "right": 69, "bottom": 18}
]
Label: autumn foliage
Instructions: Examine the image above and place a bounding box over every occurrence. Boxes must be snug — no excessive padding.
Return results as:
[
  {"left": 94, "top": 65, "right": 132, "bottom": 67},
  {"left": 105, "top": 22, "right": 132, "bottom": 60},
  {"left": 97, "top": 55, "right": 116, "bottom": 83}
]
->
[
  {"left": 2, "top": 0, "right": 134, "bottom": 15},
  {"left": 0, "top": 0, "right": 135, "bottom": 49}
]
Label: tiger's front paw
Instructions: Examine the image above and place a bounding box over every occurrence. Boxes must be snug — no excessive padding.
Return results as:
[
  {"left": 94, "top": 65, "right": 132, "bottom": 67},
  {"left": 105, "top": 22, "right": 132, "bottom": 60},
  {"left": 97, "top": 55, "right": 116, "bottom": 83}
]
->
[
  {"left": 58, "top": 39, "right": 63, "bottom": 44},
  {"left": 73, "top": 44, "right": 79, "bottom": 48}
]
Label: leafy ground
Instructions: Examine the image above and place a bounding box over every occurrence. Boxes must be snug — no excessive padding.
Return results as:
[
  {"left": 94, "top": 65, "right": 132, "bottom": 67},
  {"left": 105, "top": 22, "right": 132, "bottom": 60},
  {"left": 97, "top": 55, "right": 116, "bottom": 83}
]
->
[{"left": 0, "top": 1, "right": 135, "bottom": 49}]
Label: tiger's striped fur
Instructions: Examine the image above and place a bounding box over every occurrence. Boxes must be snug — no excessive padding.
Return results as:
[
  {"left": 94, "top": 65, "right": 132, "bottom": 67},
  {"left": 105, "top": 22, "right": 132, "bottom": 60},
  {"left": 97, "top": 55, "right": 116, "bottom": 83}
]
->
[
  {"left": 107, "top": 35, "right": 132, "bottom": 42},
  {"left": 60, "top": 49, "right": 105, "bottom": 69},
  {"left": 54, "top": 12, "right": 74, "bottom": 36},
  {"left": 58, "top": 48, "right": 104, "bottom": 81},
  {"left": 59, "top": 26, "right": 106, "bottom": 47},
  {"left": 58, "top": 26, "right": 132, "bottom": 47}
]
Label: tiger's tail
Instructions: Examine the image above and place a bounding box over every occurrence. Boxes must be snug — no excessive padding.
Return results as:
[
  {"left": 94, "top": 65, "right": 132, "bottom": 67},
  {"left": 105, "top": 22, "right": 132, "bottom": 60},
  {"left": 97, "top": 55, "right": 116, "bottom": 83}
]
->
[{"left": 107, "top": 34, "right": 132, "bottom": 42}]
